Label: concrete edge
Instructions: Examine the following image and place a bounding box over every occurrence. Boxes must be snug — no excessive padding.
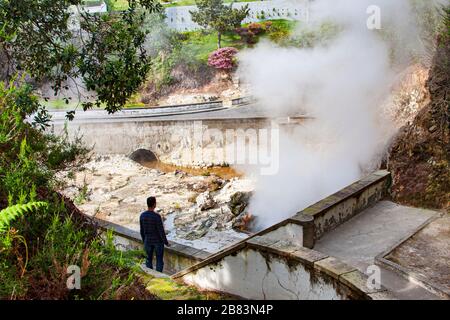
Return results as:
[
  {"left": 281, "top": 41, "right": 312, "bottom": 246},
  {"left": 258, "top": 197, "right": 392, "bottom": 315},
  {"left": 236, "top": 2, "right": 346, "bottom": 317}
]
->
[
  {"left": 248, "top": 236, "right": 392, "bottom": 299},
  {"left": 376, "top": 257, "right": 448, "bottom": 300},
  {"left": 172, "top": 171, "right": 392, "bottom": 279},
  {"left": 373, "top": 213, "right": 448, "bottom": 300},
  {"left": 190, "top": 235, "right": 393, "bottom": 299},
  {"left": 172, "top": 239, "right": 251, "bottom": 279},
  {"left": 49, "top": 97, "right": 256, "bottom": 123},
  {"left": 374, "top": 213, "right": 441, "bottom": 262},
  {"left": 92, "top": 217, "right": 212, "bottom": 261},
  {"left": 140, "top": 264, "right": 170, "bottom": 279},
  {"left": 291, "top": 170, "right": 391, "bottom": 221}
]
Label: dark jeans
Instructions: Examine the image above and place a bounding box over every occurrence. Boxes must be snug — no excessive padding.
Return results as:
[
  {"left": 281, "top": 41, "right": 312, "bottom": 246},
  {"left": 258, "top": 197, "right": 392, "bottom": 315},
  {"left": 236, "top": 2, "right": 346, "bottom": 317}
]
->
[{"left": 144, "top": 243, "right": 164, "bottom": 272}]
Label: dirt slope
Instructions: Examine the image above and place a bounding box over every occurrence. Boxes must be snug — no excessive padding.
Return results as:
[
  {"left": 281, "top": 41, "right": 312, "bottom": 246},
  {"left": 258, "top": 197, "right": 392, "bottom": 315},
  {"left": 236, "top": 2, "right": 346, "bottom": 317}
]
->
[{"left": 388, "top": 14, "right": 449, "bottom": 211}]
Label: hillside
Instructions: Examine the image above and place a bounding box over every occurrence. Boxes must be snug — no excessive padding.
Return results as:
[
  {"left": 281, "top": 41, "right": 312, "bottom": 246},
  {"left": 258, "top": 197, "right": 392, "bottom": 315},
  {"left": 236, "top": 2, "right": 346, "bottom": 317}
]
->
[{"left": 388, "top": 8, "right": 449, "bottom": 210}]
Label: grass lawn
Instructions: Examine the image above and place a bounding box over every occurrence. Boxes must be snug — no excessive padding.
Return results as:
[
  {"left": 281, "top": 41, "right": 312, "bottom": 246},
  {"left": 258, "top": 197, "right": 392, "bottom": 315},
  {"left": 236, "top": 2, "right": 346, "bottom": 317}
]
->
[
  {"left": 181, "top": 30, "right": 244, "bottom": 63},
  {"left": 180, "top": 19, "right": 297, "bottom": 63},
  {"left": 106, "top": 0, "right": 265, "bottom": 11},
  {"left": 83, "top": 0, "right": 105, "bottom": 6},
  {"left": 141, "top": 273, "right": 233, "bottom": 300},
  {"left": 106, "top": 0, "right": 129, "bottom": 11},
  {"left": 42, "top": 99, "right": 83, "bottom": 110},
  {"left": 42, "top": 97, "right": 144, "bottom": 110},
  {"left": 163, "top": 0, "right": 261, "bottom": 8}
]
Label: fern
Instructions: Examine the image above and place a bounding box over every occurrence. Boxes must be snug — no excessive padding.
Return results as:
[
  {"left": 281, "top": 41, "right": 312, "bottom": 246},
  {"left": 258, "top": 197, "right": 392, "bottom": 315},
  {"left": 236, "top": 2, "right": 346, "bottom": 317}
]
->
[{"left": 0, "top": 201, "right": 48, "bottom": 232}]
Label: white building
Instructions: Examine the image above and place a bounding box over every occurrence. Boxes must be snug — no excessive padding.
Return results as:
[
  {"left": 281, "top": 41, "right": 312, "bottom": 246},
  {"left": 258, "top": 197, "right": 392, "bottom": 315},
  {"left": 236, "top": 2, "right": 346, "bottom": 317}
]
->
[
  {"left": 165, "top": 0, "right": 312, "bottom": 31},
  {"left": 82, "top": 1, "right": 108, "bottom": 14}
]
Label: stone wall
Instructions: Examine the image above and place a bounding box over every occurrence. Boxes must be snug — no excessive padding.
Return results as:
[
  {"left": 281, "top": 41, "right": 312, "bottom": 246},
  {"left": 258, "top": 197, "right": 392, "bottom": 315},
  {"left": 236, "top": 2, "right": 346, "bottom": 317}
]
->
[
  {"left": 171, "top": 171, "right": 396, "bottom": 299},
  {"left": 165, "top": 0, "right": 311, "bottom": 31},
  {"left": 255, "top": 170, "right": 392, "bottom": 248},
  {"left": 96, "top": 218, "right": 211, "bottom": 275},
  {"left": 52, "top": 117, "right": 277, "bottom": 167},
  {"left": 292, "top": 170, "right": 392, "bottom": 243},
  {"left": 178, "top": 236, "right": 394, "bottom": 300}
]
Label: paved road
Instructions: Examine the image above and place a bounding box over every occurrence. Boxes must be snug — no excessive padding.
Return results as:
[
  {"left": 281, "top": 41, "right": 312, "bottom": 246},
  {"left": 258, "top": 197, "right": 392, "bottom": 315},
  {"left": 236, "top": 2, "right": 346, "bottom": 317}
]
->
[{"left": 48, "top": 102, "right": 308, "bottom": 124}]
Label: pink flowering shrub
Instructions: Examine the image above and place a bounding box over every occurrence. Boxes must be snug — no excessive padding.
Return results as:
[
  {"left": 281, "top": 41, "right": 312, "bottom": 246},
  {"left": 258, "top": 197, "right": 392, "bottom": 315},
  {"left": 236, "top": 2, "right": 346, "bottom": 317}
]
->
[{"left": 207, "top": 47, "right": 238, "bottom": 70}]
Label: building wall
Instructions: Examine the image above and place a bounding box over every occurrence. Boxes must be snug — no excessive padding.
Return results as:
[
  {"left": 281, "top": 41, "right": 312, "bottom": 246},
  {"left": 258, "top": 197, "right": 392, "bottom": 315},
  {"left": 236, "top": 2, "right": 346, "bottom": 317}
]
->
[{"left": 165, "top": 0, "right": 311, "bottom": 31}]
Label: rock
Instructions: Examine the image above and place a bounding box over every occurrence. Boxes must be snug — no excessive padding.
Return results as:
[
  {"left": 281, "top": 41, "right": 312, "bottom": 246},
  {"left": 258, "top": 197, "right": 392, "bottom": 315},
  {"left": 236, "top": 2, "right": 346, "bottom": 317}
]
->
[
  {"left": 184, "top": 228, "right": 209, "bottom": 240},
  {"left": 428, "top": 125, "right": 437, "bottom": 132},
  {"left": 59, "top": 154, "right": 256, "bottom": 248},
  {"left": 184, "top": 217, "right": 216, "bottom": 240},
  {"left": 208, "top": 178, "right": 225, "bottom": 191},
  {"left": 189, "top": 182, "right": 208, "bottom": 193},
  {"left": 228, "top": 191, "right": 251, "bottom": 216},
  {"left": 232, "top": 212, "right": 254, "bottom": 230},
  {"left": 122, "top": 197, "right": 136, "bottom": 204},
  {"left": 231, "top": 203, "right": 247, "bottom": 216},
  {"left": 196, "top": 191, "right": 216, "bottom": 210},
  {"left": 174, "top": 170, "right": 187, "bottom": 178}
]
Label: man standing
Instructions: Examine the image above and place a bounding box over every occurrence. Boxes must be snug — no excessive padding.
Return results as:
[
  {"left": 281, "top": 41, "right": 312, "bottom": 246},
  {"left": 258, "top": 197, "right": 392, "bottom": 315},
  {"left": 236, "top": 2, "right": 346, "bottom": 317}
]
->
[{"left": 140, "top": 196, "right": 169, "bottom": 272}]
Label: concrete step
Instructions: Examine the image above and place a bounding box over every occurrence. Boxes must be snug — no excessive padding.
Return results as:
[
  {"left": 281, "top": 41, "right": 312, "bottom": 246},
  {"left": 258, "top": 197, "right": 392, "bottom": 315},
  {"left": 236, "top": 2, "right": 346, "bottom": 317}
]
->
[
  {"left": 140, "top": 264, "right": 170, "bottom": 278},
  {"left": 313, "top": 200, "right": 441, "bottom": 300},
  {"left": 377, "top": 264, "right": 439, "bottom": 300}
]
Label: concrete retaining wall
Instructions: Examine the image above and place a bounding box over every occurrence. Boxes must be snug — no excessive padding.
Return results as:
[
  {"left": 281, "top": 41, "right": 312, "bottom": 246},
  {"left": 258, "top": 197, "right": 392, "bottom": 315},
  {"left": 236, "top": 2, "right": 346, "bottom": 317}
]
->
[
  {"left": 292, "top": 170, "right": 392, "bottom": 243},
  {"left": 258, "top": 170, "right": 391, "bottom": 248},
  {"left": 171, "top": 171, "right": 395, "bottom": 299},
  {"left": 178, "top": 236, "right": 394, "bottom": 300},
  {"left": 95, "top": 218, "right": 211, "bottom": 275},
  {"left": 52, "top": 117, "right": 276, "bottom": 167}
]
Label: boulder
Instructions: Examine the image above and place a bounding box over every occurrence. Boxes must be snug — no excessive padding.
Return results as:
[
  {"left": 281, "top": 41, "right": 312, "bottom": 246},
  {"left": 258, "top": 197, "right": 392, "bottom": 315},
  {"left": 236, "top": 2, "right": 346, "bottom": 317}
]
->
[
  {"left": 232, "top": 212, "right": 254, "bottom": 231},
  {"left": 196, "top": 191, "right": 216, "bottom": 211},
  {"left": 228, "top": 191, "right": 251, "bottom": 216}
]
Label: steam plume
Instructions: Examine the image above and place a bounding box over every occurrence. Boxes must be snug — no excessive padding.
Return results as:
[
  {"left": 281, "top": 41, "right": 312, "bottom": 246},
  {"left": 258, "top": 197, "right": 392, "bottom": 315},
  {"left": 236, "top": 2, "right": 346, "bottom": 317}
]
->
[{"left": 238, "top": 0, "right": 443, "bottom": 229}]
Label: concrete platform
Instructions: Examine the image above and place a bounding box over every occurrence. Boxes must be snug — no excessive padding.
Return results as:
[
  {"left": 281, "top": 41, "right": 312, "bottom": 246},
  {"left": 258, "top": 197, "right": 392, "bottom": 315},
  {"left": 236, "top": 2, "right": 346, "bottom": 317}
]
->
[
  {"left": 382, "top": 215, "right": 450, "bottom": 299},
  {"left": 314, "top": 200, "right": 440, "bottom": 299}
]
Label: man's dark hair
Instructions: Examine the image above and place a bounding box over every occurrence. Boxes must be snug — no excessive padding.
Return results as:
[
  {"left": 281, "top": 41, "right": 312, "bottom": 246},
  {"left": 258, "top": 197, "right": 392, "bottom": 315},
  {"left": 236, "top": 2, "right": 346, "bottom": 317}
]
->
[{"left": 147, "top": 196, "right": 156, "bottom": 208}]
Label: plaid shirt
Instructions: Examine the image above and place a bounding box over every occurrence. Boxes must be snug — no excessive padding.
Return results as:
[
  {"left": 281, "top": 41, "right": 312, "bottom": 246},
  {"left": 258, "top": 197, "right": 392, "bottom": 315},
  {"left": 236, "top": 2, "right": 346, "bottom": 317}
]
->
[{"left": 139, "top": 210, "right": 168, "bottom": 245}]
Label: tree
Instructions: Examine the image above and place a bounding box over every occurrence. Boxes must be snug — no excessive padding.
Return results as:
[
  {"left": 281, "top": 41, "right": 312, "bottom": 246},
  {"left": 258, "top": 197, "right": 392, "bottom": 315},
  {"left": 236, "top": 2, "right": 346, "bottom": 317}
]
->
[
  {"left": 0, "top": 0, "right": 163, "bottom": 121},
  {"left": 190, "top": 0, "right": 249, "bottom": 49}
]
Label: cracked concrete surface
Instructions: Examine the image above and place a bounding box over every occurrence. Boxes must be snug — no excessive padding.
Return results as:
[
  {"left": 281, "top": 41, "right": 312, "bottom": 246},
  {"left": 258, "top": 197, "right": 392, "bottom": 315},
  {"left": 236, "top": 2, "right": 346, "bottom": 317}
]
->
[{"left": 314, "top": 200, "right": 440, "bottom": 299}]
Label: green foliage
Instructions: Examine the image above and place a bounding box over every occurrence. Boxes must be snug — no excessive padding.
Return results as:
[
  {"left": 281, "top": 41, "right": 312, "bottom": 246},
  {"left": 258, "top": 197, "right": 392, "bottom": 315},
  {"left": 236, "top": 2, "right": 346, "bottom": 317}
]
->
[
  {"left": 163, "top": 0, "right": 257, "bottom": 8},
  {"left": 0, "top": 0, "right": 163, "bottom": 116},
  {"left": 270, "top": 21, "right": 341, "bottom": 48},
  {"left": 265, "top": 20, "right": 293, "bottom": 43},
  {"left": 74, "top": 181, "right": 90, "bottom": 205},
  {"left": 0, "top": 202, "right": 48, "bottom": 232},
  {"left": 0, "top": 81, "right": 145, "bottom": 300},
  {"left": 190, "top": 0, "right": 249, "bottom": 48},
  {"left": 0, "top": 81, "right": 89, "bottom": 206},
  {"left": 105, "top": 0, "right": 130, "bottom": 11}
]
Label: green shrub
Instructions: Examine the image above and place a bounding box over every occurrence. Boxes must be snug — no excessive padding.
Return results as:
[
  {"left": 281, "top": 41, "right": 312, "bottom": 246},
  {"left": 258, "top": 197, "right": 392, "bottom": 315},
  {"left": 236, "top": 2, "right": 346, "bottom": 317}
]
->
[
  {"left": 0, "top": 202, "right": 48, "bottom": 232},
  {"left": 0, "top": 80, "right": 148, "bottom": 299}
]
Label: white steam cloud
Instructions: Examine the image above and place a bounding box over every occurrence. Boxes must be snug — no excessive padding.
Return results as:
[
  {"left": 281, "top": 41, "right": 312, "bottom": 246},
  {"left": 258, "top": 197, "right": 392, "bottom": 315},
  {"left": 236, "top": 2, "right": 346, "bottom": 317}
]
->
[{"left": 238, "top": 0, "right": 442, "bottom": 229}]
